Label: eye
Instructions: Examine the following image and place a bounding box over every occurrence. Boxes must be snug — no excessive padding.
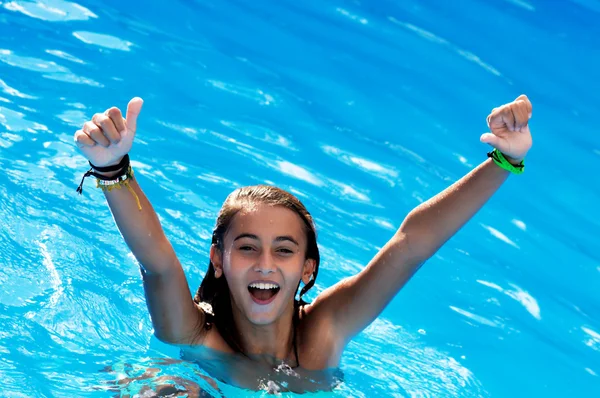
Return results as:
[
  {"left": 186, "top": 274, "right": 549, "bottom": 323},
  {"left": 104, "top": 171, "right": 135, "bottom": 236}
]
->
[
  {"left": 276, "top": 248, "right": 294, "bottom": 255},
  {"left": 239, "top": 245, "right": 256, "bottom": 252}
]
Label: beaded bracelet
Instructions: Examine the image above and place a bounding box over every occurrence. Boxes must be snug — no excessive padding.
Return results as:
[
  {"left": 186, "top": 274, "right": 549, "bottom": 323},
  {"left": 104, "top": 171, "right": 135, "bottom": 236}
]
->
[
  {"left": 95, "top": 165, "right": 133, "bottom": 189},
  {"left": 77, "top": 155, "right": 142, "bottom": 211}
]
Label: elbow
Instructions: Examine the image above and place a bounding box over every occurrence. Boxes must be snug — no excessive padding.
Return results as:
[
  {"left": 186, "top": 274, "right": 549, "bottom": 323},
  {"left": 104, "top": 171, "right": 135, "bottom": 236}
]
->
[{"left": 392, "top": 229, "right": 439, "bottom": 263}]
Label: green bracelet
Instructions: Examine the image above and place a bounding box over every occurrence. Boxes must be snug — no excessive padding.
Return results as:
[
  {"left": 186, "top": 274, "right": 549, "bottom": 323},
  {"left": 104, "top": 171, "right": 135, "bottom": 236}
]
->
[{"left": 487, "top": 148, "right": 525, "bottom": 174}]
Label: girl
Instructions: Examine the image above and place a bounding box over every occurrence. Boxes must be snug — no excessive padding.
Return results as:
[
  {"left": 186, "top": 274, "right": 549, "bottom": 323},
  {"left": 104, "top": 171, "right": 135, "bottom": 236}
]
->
[{"left": 75, "top": 95, "right": 532, "bottom": 392}]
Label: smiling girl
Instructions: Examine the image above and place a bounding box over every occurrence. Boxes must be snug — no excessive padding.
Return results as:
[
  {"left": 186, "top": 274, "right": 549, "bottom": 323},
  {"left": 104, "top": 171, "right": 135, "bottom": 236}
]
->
[{"left": 75, "top": 95, "right": 532, "bottom": 392}]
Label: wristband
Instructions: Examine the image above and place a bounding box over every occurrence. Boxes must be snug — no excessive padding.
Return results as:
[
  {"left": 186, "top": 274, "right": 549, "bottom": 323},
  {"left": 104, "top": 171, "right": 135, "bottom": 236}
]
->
[{"left": 487, "top": 148, "right": 524, "bottom": 175}]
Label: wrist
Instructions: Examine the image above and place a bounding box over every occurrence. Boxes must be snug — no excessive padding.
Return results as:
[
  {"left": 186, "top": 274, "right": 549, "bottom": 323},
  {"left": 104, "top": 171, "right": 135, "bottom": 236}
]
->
[
  {"left": 89, "top": 155, "right": 128, "bottom": 176},
  {"left": 90, "top": 156, "right": 125, "bottom": 169},
  {"left": 502, "top": 154, "right": 524, "bottom": 166}
]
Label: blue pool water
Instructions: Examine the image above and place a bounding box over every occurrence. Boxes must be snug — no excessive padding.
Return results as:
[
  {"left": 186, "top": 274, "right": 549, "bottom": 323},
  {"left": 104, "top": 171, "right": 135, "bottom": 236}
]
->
[{"left": 1, "top": 0, "right": 599, "bottom": 396}]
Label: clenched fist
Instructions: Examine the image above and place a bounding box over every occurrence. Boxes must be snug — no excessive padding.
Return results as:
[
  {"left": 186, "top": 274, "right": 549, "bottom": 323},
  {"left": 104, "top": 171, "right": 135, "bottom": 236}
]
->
[{"left": 481, "top": 94, "right": 532, "bottom": 163}]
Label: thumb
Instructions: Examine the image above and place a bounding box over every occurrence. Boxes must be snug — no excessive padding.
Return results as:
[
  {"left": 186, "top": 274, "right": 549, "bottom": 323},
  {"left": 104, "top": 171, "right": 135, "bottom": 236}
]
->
[
  {"left": 125, "top": 97, "right": 144, "bottom": 132},
  {"left": 480, "top": 132, "right": 502, "bottom": 148}
]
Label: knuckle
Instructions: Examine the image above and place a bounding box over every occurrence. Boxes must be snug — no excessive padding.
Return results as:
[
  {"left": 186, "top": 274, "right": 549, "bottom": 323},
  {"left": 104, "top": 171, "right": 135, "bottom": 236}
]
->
[
  {"left": 92, "top": 113, "right": 106, "bottom": 124},
  {"left": 87, "top": 123, "right": 100, "bottom": 134},
  {"left": 107, "top": 107, "right": 121, "bottom": 117}
]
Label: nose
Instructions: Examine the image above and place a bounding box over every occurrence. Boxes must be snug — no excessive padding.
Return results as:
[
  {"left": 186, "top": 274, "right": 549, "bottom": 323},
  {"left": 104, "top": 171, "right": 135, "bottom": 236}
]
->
[{"left": 254, "top": 251, "right": 276, "bottom": 274}]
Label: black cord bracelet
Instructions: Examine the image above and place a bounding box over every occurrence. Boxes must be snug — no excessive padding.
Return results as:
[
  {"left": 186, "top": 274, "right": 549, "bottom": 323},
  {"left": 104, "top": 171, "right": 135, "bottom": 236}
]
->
[{"left": 76, "top": 154, "right": 131, "bottom": 194}]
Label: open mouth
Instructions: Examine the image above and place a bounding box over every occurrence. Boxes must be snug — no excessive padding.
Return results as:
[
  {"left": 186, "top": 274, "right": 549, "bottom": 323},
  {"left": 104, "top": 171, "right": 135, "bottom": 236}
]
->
[{"left": 248, "top": 282, "right": 281, "bottom": 305}]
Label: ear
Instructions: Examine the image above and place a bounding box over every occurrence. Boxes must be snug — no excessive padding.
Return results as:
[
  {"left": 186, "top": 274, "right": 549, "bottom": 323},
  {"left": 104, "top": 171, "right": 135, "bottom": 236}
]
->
[
  {"left": 210, "top": 245, "right": 223, "bottom": 279},
  {"left": 301, "top": 259, "right": 316, "bottom": 285}
]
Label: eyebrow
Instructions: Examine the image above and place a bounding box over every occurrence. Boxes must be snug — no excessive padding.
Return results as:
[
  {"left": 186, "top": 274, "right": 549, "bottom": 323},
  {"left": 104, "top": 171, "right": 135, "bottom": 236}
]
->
[{"left": 233, "top": 233, "right": 299, "bottom": 246}]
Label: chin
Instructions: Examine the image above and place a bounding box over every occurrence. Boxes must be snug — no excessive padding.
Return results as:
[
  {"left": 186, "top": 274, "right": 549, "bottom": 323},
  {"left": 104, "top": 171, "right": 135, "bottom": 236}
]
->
[
  {"left": 246, "top": 300, "right": 281, "bottom": 325},
  {"left": 248, "top": 313, "right": 278, "bottom": 325},
  {"left": 245, "top": 294, "right": 297, "bottom": 326}
]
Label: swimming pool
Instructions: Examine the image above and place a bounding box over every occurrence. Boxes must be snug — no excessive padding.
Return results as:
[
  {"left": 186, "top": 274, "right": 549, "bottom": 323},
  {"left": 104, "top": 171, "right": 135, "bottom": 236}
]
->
[{"left": 1, "top": 0, "right": 599, "bottom": 396}]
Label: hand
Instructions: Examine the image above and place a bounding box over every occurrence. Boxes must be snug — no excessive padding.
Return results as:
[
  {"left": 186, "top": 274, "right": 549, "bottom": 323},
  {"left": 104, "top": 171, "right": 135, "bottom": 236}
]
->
[
  {"left": 74, "top": 97, "right": 144, "bottom": 167},
  {"left": 480, "top": 94, "right": 532, "bottom": 163}
]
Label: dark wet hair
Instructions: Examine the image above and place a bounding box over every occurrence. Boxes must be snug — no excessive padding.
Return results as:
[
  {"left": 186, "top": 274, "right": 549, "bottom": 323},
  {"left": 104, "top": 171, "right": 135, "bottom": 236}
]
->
[{"left": 193, "top": 185, "right": 320, "bottom": 365}]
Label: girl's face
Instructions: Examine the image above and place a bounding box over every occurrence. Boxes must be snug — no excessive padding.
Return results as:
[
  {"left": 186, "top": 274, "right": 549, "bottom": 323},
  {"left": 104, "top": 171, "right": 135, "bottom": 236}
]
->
[{"left": 212, "top": 204, "right": 315, "bottom": 325}]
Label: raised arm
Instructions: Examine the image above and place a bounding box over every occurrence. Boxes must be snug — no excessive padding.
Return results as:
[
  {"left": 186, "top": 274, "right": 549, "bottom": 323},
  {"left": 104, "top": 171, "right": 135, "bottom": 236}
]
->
[
  {"left": 75, "top": 98, "right": 204, "bottom": 344},
  {"left": 313, "top": 95, "right": 533, "bottom": 342}
]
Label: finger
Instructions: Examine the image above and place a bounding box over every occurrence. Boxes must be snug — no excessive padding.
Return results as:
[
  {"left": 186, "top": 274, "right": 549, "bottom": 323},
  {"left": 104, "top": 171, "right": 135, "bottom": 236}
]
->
[
  {"left": 105, "top": 107, "right": 126, "bottom": 136},
  {"left": 488, "top": 104, "right": 516, "bottom": 131},
  {"left": 511, "top": 102, "right": 529, "bottom": 130},
  {"left": 501, "top": 105, "right": 517, "bottom": 132},
  {"left": 480, "top": 132, "right": 502, "bottom": 147},
  {"left": 125, "top": 97, "right": 144, "bottom": 133},
  {"left": 84, "top": 121, "right": 110, "bottom": 148},
  {"left": 487, "top": 107, "right": 500, "bottom": 128},
  {"left": 515, "top": 94, "right": 532, "bottom": 117},
  {"left": 92, "top": 113, "right": 120, "bottom": 145},
  {"left": 74, "top": 130, "right": 96, "bottom": 148}
]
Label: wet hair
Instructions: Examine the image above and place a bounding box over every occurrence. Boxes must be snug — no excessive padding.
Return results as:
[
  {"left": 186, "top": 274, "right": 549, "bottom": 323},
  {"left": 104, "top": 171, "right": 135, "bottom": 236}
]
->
[{"left": 193, "top": 185, "right": 320, "bottom": 365}]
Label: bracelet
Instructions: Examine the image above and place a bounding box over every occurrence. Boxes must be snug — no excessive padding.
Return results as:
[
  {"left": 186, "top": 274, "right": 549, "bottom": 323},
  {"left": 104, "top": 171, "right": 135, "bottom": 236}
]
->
[
  {"left": 487, "top": 148, "right": 524, "bottom": 175},
  {"left": 95, "top": 165, "right": 134, "bottom": 189},
  {"left": 76, "top": 155, "right": 142, "bottom": 211},
  {"left": 96, "top": 172, "right": 129, "bottom": 187},
  {"left": 90, "top": 154, "right": 130, "bottom": 173}
]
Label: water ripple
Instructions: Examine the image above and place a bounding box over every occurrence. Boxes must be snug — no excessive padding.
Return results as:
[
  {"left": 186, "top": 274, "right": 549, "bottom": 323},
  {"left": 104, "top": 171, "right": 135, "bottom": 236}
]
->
[
  {"left": 45, "top": 49, "right": 85, "bottom": 64},
  {"left": 3, "top": 0, "right": 97, "bottom": 21},
  {"left": 276, "top": 160, "right": 323, "bottom": 186},
  {"left": 0, "top": 105, "right": 48, "bottom": 133},
  {"left": 449, "top": 305, "right": 502, "bottom": 328},
  {"left": 477, "top": 280, "right": 542, "bottom": 320},
  {"left": 0, "top": 78, "right": 35, "bottom": 99},
  {"left": 582, "top": 326, "right": 600, "bottom": 352},
  {"left": 72, "top": 31, "right": 134, "bottom": 51},
  {"left": 0, "top": 49, "right": 103, "bottom": 87},
  {"left": 335, "top": 7, "right": 368, "bottom": 25},
  {"left": 207, "top": 80, "right": 275, "bottom": 106},
  {"left": 321, "top": 144, "right": 399, "bottom": 186},
  {"left": 388, "top": 17, "right": 503, "bottom": 77},
  {"left": 220, "top": 120, "right": 296, "bottom": 150},
  {"left": 504, "top": 0, "right": 535, "bottom": 11},
  {"left": 344, "top": 318, "right": 487, "bottom": 396},
  {"left": 480, "top": 223, "right": 520, "bottom": 249}
]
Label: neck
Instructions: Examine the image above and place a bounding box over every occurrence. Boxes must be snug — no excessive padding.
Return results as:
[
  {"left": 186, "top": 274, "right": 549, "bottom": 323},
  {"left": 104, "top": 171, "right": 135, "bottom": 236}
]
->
[{"left": 232, "top": 300, "right": 297, "bottom": 366}]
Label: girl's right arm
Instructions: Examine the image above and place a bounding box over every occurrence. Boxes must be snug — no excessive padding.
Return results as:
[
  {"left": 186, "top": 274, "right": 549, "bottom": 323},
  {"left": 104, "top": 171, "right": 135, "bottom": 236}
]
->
[{"left": 75, "top": 98, "right": 204, "bottom": 344}]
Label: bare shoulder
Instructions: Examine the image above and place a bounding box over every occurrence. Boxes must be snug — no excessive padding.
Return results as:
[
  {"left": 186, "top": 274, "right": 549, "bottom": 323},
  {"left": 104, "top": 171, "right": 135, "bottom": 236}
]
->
[
  {"left": 187, "top": 305, "right": 234, "bottom": 354},
  {"left": 196, "top": 326, "right": 235, "bottom": 353},
  {"left": 296, "top": 299, "right": 345, "bottom": 369}
]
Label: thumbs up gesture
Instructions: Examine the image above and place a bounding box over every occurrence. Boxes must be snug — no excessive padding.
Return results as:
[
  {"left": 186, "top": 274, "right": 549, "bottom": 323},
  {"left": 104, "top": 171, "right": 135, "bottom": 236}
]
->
[{"left": 74, "top": 97, "right": 144, "bottom": 167}]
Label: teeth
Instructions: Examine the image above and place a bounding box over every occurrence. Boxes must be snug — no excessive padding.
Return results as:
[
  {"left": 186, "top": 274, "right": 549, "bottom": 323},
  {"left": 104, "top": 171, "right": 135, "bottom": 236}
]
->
[{"left": 249, "top": 282, "right": 279, "bottom": 290}]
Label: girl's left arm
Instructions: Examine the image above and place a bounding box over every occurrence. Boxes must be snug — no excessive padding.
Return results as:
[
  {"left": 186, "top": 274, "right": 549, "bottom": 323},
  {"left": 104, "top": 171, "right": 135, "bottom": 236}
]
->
[{"left": 311, "top": 95, "right": 533, "bottom": 342}]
